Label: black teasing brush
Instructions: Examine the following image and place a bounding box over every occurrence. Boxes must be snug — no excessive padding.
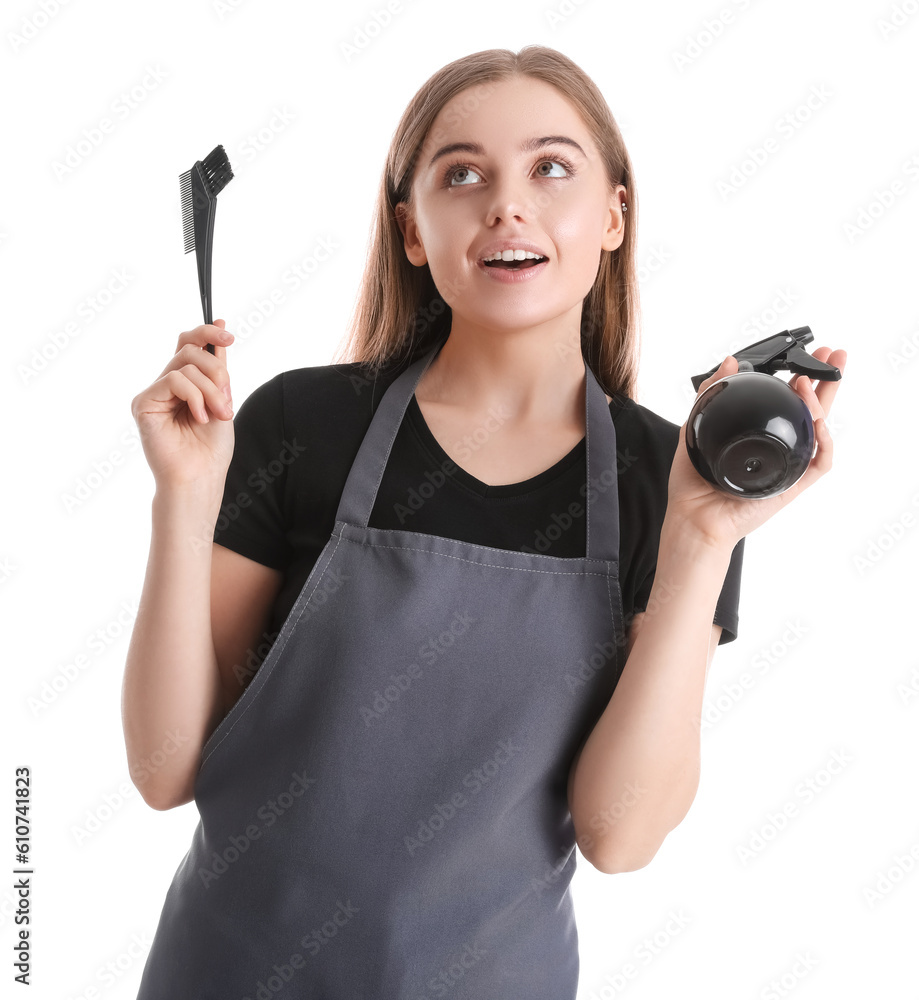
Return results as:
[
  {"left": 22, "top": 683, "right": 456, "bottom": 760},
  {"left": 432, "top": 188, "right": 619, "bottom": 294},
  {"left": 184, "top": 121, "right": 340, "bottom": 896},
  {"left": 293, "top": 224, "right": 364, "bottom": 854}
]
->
[{"left": 179, "top": 144, "right": 234, "bottom": 354}]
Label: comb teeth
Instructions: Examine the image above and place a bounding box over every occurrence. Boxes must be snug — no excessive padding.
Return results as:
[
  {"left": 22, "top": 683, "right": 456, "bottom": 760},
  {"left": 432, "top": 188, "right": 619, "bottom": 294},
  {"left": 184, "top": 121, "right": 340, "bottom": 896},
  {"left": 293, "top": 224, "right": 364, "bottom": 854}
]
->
[
  {"left": 179, "top": 168, "right": 195, "bottom": 253},
  {"left": 201, "top": 144, "right": 234, "bottom": 197}
]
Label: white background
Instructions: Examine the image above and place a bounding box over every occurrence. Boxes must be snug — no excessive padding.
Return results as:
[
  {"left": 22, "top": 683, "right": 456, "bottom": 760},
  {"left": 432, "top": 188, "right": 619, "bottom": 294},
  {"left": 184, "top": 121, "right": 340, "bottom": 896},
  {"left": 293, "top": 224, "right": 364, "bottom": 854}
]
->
[{"left": 3, "top": 0, "right": 917, "bottom": 997}]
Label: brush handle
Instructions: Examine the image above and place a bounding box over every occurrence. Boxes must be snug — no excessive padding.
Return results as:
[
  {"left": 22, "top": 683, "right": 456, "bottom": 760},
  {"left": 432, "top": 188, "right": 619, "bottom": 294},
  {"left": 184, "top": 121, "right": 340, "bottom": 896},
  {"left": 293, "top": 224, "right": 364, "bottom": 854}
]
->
[
  {"left": 191, "top": 162, "right": 217, "bottom": 354},
  {"left": 199, "top": 200, "right": 216, "bottom": 355}
]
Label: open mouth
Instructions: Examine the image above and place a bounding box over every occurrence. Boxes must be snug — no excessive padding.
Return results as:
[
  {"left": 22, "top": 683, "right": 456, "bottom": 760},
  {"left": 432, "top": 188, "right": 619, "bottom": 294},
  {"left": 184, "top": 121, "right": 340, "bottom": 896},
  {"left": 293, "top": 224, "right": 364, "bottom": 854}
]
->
[{"left": 482, "top": 257, "right": 547, "bottom": 270}]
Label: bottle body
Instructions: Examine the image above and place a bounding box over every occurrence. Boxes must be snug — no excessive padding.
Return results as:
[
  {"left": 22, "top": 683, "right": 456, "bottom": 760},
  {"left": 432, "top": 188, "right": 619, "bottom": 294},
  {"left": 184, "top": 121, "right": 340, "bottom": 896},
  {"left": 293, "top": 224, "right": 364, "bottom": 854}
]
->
[{"left": 685, "top": 372, "right": 814, "bottom": 499}]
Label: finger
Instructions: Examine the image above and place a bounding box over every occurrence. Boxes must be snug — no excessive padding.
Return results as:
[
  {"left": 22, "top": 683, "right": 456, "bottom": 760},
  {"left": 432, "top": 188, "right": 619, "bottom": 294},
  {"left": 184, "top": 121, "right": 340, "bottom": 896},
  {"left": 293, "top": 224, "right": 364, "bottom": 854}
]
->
[
  {"left": 812, "top": 348, "right": 846, "bottom": 418},
  {"left": 175, "top": 321, "right": 234, "bottom": 363},
  {"left": 158, "top": 368, "right": 210, "bottom": 424},
  {"left": 167, "top": 365, "right": 234, "bottom": 422},
  {"left": 208, "top": 319, "right": 227, "bottom": 364},
  {"left": 173, "top": 327, "right": 226, "bottom": 362},
  {"left": 791, "top": 373, "right": 825, "bottom": 422},
  {"left": 792, "top": 347, "right": 846, "bottom": 421},
  {"left": 696, "top": 355, "right": 739, "bottom": 396},
  {"left": 808, "top": 415, "right": 833, "bottom": 478},
  {"left": 790, "top": 416, "right": 834, "bottom": 496},
  {"left": 203, "top": 321, "right": 227, "bottom": 364},
  {"left": 160, "top": 340, "right": 232, "bottom": 400},
  {"left": 179, "top": 360, "right": 234, "bottom": 420}
]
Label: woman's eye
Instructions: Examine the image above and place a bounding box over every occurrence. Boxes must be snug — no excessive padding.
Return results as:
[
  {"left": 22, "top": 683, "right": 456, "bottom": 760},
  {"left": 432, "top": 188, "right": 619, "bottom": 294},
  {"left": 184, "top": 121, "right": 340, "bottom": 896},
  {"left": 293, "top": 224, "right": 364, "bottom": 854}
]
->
[
  {"left": 447, "top": 165, "right": 482, "bottom": 187},
  {"left": 534, "top": 160, "right": 570, "bottom": 179},
  {"left": 445, "top": 158, "right": 572, "bottom": 187}
]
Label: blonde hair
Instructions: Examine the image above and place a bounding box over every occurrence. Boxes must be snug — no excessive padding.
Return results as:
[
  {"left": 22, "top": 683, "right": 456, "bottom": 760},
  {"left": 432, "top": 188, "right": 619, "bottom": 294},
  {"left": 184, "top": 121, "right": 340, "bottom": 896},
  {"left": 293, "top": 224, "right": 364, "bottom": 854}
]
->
[{"left": 331, "top": 45, "right": 641, "bottom": 400}]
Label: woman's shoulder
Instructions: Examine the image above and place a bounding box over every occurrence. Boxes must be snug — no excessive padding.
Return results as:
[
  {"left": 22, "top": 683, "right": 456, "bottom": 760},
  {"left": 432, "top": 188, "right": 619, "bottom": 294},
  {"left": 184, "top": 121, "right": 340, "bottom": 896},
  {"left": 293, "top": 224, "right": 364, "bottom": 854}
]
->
[
  {"left": 279, "top": 356, "right": 406, "bottom": 417},
  {"left": 228, "top": 359, "right": 408, "bottom": 504},
  {"left": 239, "top": 356, "right": 406, "bottom": 421},
  {"left": 605, "top": 392, "right": 682, "bottom": 492},
  {"left": 608, "top": 392, "right": 680, "bottom": 448}
]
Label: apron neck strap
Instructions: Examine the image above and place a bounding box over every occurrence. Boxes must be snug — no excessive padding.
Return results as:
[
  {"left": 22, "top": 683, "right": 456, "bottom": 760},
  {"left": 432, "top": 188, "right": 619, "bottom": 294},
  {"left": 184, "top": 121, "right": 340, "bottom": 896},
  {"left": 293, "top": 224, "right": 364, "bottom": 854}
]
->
[{"left": 335, "top": 334, "right": 621, "bottom": 564}]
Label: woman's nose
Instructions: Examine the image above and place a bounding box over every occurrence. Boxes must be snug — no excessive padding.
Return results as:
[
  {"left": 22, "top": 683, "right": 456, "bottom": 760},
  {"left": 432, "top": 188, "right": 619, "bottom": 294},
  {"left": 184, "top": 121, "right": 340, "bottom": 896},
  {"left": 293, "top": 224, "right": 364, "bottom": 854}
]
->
[{"left": 484, "top": 176, "right": 536, "bottom": 226}]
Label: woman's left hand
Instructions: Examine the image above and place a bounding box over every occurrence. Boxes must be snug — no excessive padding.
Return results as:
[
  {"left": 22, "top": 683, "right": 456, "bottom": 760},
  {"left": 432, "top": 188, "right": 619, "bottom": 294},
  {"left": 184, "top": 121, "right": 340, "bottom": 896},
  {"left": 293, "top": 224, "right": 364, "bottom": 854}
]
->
[{"left": 665, "top": 346, "right": 848, "bottom": 550}]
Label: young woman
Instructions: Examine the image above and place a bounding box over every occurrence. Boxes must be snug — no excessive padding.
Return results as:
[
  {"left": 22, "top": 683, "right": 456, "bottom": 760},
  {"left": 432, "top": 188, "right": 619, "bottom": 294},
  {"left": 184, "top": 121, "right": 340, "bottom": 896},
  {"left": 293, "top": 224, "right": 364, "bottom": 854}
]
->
[{"left": 125, "top": 45, "right": 845, "bottom": 999}]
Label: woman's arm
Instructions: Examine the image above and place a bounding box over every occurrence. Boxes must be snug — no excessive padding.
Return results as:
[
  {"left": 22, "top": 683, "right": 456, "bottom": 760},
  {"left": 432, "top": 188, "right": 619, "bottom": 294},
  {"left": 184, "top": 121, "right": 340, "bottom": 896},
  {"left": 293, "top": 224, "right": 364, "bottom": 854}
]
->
[
  {"left": 121, "top": 487, "right": 286, "bottom": 811},
  {"left": 569, "top": 344, "right": 846, "bottom": 874},
  {"left": 567, "top": 517, "right": 733, "bottom": 874},
  {"left": 121, "top": 486, "right": 227, "bottom": 810}
]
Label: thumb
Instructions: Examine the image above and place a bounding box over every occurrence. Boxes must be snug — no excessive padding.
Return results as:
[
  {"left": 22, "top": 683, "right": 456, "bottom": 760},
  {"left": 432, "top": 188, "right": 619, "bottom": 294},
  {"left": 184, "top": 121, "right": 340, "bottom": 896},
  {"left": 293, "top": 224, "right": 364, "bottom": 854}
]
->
[{"left": 696, "top": 355, "right": 739, "bottom": 397}]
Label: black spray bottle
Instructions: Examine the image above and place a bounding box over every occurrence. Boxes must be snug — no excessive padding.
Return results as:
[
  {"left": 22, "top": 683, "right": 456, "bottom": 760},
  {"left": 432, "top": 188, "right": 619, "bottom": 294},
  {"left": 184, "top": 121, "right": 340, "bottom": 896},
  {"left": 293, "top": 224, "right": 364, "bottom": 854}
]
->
[{"left": 686, "top": 327, "right": 842, "bottom": 499}]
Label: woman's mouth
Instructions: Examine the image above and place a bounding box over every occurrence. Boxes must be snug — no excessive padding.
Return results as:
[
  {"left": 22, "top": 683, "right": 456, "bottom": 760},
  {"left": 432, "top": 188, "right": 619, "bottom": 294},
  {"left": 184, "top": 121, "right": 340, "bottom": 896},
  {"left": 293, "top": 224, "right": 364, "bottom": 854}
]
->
[
  {"left": 477, "top": 257, "right": 550, "bottom": 282},
  {"left": 483, "top": 257, "right": 542, "bottom": 270}
]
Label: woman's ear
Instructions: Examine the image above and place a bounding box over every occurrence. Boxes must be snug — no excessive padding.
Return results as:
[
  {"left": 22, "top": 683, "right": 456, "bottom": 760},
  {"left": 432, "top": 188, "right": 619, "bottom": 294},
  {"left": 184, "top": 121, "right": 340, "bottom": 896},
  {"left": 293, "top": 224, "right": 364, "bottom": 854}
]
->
[
  {"left": 394, "top": 202, "right": 427, "bottom": 267},
  {"left": 600, "top": 184, "right": 627, "bottom": 253}
]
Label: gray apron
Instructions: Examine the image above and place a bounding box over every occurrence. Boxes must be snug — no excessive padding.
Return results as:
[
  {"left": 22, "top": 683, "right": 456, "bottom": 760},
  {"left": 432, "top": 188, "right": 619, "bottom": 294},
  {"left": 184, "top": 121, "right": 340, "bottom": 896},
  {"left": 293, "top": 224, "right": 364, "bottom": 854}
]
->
[{"left": 135, "top": 334, "right": 627, "bottom": 999}]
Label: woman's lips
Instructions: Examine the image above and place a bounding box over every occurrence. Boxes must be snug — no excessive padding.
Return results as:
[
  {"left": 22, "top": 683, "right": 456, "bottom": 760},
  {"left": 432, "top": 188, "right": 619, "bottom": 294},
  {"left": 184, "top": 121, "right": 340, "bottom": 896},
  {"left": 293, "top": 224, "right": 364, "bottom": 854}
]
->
[{"left": 476, "top": 258, "right": 550, "bottom": 283}]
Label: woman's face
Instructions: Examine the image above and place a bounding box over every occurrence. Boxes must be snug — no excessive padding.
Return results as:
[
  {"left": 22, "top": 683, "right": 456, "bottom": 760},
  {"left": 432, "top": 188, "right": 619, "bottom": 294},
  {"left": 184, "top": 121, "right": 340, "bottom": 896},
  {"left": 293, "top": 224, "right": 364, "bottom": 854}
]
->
[{"left": 395, "top": 75, "right": 626, "bottom": 337}]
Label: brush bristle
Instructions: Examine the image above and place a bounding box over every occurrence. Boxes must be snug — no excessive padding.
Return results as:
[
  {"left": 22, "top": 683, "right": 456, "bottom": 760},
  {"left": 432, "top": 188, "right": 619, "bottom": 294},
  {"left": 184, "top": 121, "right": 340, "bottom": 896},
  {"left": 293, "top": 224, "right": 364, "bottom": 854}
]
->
[
  {"left": 178, "top": 145, "right": 234, "bottom": 254},
  {"left": 201, "top": 144, "right": 234, "bottom": 197}
]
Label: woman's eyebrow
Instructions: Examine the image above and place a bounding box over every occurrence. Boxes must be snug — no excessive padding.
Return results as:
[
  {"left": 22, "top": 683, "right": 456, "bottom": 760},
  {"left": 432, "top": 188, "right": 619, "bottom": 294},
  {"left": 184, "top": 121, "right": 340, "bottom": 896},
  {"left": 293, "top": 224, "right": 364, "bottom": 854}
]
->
[{"left": 427, "top": 135, "right": 587, "bottom": 169}]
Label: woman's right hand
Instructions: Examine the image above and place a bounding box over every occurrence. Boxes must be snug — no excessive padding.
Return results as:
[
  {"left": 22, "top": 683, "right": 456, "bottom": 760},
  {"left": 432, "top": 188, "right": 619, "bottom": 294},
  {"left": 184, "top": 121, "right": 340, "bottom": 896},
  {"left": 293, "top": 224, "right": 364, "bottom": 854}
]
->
[{"left": 131, "top": 320, "right": 236, "bottom": 491}]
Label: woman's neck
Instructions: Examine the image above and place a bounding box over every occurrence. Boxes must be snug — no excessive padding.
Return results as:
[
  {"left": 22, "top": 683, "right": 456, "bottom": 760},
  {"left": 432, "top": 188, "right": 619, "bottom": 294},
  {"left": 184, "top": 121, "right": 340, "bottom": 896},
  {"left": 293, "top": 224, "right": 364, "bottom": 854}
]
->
[{"left": 415, "top": 322, "right": 599, "bottom": 423}]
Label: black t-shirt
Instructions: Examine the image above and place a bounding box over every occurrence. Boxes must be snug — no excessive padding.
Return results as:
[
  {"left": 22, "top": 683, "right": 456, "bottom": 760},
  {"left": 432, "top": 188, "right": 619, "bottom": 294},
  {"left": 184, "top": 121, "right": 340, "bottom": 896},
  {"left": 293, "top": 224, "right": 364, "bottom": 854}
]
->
[{"left": 212, "top": 358, "right": 743, "bottom": 652}]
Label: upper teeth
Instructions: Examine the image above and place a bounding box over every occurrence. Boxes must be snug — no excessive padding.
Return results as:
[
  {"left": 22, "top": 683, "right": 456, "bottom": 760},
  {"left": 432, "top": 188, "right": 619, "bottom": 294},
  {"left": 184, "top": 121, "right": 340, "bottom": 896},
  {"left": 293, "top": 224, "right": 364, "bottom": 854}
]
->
[{"left": 482, "top": 249, "right": 545, "bottom": 262}]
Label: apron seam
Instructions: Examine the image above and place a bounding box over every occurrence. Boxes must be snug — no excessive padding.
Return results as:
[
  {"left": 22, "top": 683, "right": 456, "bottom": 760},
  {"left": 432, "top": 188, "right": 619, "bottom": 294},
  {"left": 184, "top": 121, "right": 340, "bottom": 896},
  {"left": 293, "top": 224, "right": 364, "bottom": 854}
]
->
[
  {"left": 337, "top": 532, "right": 614, "bottom": 575},
  {"left": 606, "top": 568, "right": 627, "bottom": 669},
  {"left": 199, "top": 530, "right": 347, "bottom": 771}
]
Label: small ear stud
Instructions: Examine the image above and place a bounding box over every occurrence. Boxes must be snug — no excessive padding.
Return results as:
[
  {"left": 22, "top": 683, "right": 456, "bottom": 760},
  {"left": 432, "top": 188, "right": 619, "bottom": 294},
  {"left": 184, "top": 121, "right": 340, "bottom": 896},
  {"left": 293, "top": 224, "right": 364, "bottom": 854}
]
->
[{"left": 621, "top": 203, "right": 627, "bottom": 212}]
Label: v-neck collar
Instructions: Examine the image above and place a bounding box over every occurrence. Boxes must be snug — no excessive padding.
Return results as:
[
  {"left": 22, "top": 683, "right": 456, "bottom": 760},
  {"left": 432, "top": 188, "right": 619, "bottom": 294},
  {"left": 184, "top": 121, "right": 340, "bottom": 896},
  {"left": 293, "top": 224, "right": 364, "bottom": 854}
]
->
[{"left": 405, "top": 393, "right": 588, "bottom": 499}]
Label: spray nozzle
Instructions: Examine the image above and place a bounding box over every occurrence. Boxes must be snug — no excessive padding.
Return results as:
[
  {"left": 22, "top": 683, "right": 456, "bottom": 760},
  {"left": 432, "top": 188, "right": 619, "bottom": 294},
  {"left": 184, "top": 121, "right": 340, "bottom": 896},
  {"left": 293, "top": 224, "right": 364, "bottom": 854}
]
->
[{"left": 690, "top": 326, "right": 843, "bottom": 392}]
